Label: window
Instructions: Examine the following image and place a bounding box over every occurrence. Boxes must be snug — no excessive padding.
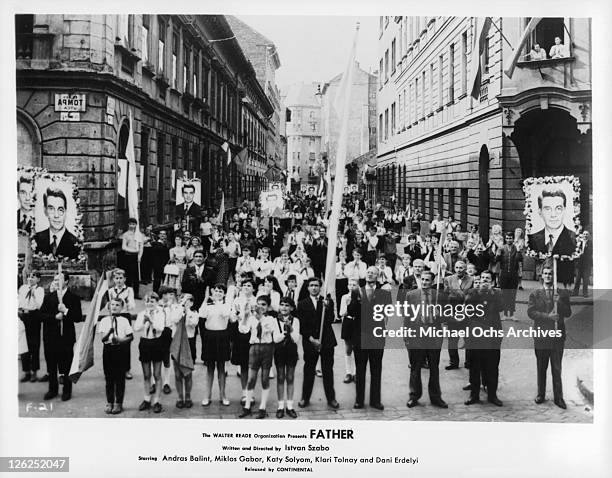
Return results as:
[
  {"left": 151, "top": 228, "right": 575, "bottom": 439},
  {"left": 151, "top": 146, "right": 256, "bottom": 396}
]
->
[
  {"left": 438, "top": 54, "right": 444, "bottom": 107},
  {"left": 183, "top": 140, "right": 190, "bottom": 171},
  {"left": 391, "top": 102, "right": 396, "bottom": 135},
  {"left": 384, "top": 49, "right": 389, "bottom": 81},
  {"left": 172, "top": 30, "right": 179, "bottom": 89},
  {"left": 15, "top": 14, "right": 33, "bottom": 59},
  {"left": 421, "top": 71, "right": 426, "bottom": 117},
  {"left": 391, "top": 38, "right": 396, "bottom": 74},
  {"left": 183, "top": 44, "right": 190, "bottom": 93},
  {"left": 461, "top": 31, "right": 468, "bottom": 95},
  {"left": 415, "top": 77, "right": 419, "bottom": 119},
  {"left": 171, "top": 137, "right": 178, "bottom": 170},
  {"left": 409, "top": 82, "right": 414, "bottom": 124},
  {"left": 384, "top": 108, "right": 389, "bottom": 140},
  {"left": 429, "top": 63, "right": 434, "bottom": 112},
  {"left": 379, "top": 114, "right": 383, "bottom": 142},
  {"left": 140, "top": 128, "right": 149, "bottom": 209},
  {"left": 142, "top": 15, "right": 150, "bottom": 64},
  {"left": 379, "top": 16, "right": 384, "bottom": 36},
  {"left": 528, "top": 17, "right": 567, "bottom": 57},
  {"left": 156, "top": 133, "right": 165, "bottom": 223},
  {"left": 448, "top": 43, "right": 455, "bottom": 103},
  {"left": 210, "top": 70, "right": 216, "bottom": 116},
  {"left": 158, "top": 21, "right": 165, "bottom": 73},
  {"left": 193, "top": 52, "right": 199, "bottom": 97},
  {"left": 202, "top": 63, "right": 209, "bottom": 100},
  {"left": 379, "top": 58, "right": 384, "bottom": 88}
]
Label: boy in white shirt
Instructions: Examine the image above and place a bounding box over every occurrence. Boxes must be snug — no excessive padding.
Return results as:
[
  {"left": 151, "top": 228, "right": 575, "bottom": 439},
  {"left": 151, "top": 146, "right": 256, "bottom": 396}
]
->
[
  {"left": 236, "top": 247, "right": 255, "bottom": 276},
  {"left": 18, "top": 271, "right": 45, "bottom": 382},
  {"left": 253, "top": 247, "right": 274, "bottom": 286}
]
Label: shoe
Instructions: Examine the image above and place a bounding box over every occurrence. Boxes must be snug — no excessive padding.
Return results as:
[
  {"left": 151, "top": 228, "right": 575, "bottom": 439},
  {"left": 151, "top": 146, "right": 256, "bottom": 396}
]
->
[
  {"left": 20, "top": 372, "right": 31, "bottom": 383},
  {"left": 220, "top": 398, "right": 230, "bottom": 406},
  {"left": 328, "top": 399, "right": 340, "bottom": 409},
  {"left": 422, "top": 362, "right": 429, "bottom": 369},
  {"left": 343, "top": 373, "right": 352, "bottom": 384},
  {"left": 105, "top": 403, "right": 113, "bottom": 414},
  {"left": 276, "top": 409, "right": 285, "bottom": 419},
  {"left": 163, "top": 384, "right": 171, "bottom": 394},
  {"left": 431, "top": 399, "right": 448, "bottom": 409},
  {"left": 184, "top": 399, "right": 193, "bottom": 408},
  {"left": 152, "top": 402, "right": 163, "bottom": 413},
  {"left": 353, "top": 402, "right": 364, "bottom": 409},
  {"left": 286, "top": 409, "right": 298, "bottom": 419},
  {"left": 406, "top": 399, "right": 419, "bottom": 408},
  {"left": 111, "top": 403, "right": 123, "bottom": 414},
  {"left": 125, "top": 372, "right": 133, "bottom": 380},
  {"left": 371, "top": 403, "right": 384, "bottom": 411},
  {"left": 39, "top": 374, "right": 49, "bottom": 383},
  {"left": 554, "top": 398, "right": 567, "bottom": 410},
  {"left": 464, "top": 397, "right": 481, "bottom": 405},
  {"left": 238, "top": 407, "right": 252, "bottom": 418},
  {"left": 488, "top": 397, "right": 503, "bottom": 407},
  {"left": 534, "top": 395, "right": 545, "bottom": 404},
  {"left": 30, "top": 373, "right": 38, "bottom": 383},
  {"left": 149, "top": 384, "right": 156, "bottom": 394},
  {"left": 316, "top": 369, "right": 323, "bottom": 377},
  {"left": 201, "top": 399, "right": 211, "bottom": 407},
  {"left": 61, "top": 390, "right": 71, "bottom": 401},
  {"left": 43, "top": 390, "right": 58, "bottom": 400},
  {"left": 176, "top": 400, "right": 184, "bottom": 409},
  {"left": 462, "top": 384, "right": 472, "bottom": 391},
  {"left": 256, "top": 409, "right": 268, "bottom": 419},
  {"left": 298, "top": 399, "right": 309, "bottom": 408},
  {"left": 138, "top": 400, "right": 151, "bottom": 411},
  {"left": 445, "top": 365, "right": 459, "bottom": 370}
]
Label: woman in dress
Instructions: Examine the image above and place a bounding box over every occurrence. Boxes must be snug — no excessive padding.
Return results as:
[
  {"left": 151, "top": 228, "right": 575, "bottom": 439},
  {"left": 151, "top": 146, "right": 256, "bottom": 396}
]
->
[
  {"left": 185, "top": 235, "right": 202, "bottom": 265},
  {"left": 163, "top": 235, "right": 187, "bottom": 291}
]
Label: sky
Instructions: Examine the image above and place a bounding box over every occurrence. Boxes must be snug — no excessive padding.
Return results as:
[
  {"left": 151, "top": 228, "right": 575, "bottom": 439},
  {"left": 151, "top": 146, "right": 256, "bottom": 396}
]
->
[{"left": 237, "top": 15, "right": 379, "bottom": 90}]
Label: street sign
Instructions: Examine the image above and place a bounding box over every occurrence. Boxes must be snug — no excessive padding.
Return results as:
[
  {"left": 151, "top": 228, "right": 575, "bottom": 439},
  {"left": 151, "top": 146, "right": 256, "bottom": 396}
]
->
[{"left": 54, "top": 93, "right": 86, "bottom": 112}]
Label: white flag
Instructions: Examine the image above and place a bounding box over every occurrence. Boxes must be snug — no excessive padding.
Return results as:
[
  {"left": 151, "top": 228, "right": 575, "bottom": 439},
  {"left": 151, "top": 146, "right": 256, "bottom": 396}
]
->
[{"left": 126, "top": 111, "right": 140, "bottom": 225}]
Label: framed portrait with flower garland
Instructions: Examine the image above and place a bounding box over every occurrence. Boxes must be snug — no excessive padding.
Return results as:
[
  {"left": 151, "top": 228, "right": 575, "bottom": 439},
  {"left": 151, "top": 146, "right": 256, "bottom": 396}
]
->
[
  {"left": 19, "top": 167, "right": 86, "bottom": 268},
  {"left": 523, "top": 175, "right": 585, "bottom": 261}
]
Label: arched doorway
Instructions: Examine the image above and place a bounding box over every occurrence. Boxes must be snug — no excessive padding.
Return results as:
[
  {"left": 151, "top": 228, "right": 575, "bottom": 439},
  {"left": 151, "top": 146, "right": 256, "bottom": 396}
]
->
[
  {"left": 478, "top": 145, "right": 490, "bottom": 242},
  {"left": 17, "top": 111, "right": 41, "bottom": 167},
  {"left": 511, "top": 107, "right": 592, "bottom": 230}
]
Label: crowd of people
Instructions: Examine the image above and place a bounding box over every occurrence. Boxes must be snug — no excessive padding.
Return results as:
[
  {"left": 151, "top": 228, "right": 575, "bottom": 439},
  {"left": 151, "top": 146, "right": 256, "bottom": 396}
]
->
[{"left": 18, "top": 189, "right": 590, "bottom": 417}]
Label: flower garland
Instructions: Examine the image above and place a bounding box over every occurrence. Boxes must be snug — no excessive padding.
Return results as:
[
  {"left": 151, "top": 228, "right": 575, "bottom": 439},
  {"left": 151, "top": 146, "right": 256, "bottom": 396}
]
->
[
  {"left": 18, "top": 166, "right": 87, "bottom": 267},
  {"left": 522, "top": 175, "right": 585, "bottom": 261}
]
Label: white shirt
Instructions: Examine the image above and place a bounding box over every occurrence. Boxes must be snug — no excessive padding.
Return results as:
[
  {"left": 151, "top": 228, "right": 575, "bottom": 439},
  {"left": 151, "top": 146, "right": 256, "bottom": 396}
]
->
[
  {"left": 18, "top": 284, "right": 44, "bottom": 311},
  {"left": 199, "top": 301, "right": 233, "bottom": 331},
  {"left": 107, "top": 286, "right": 135, "bottom": 313},
  {"left": 98, "top": 315, "right": 133, "bottom": 345},
  {"left": 239, "top": 314, "right": 284, "bottom": 345},
  {"left": 134, "top": 308, "right": 166, "bottom": 339},
  {"left": 274, "top": 315, "right": 301, "bottom": 344},
  {"left": 254, "top": 259, "right": 274, "bottom": 279},
  {"left": 162, "top": 303, "right": 184, "bottom": 336},
  {"left": 236, "top": 256, "right": 255, "bottom": 274},
  {"left": 345, "top": 260, "right": 367, "bottom": 281}
]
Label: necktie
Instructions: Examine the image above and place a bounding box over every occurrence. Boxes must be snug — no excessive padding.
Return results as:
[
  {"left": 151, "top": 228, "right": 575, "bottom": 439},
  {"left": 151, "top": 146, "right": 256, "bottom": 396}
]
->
[
  {"left": 51, "top": 235, "right": 58, "bottom": 255},
  {"left": 113, "top": 316, "right": 118, "bottom": 340},
  {"left": 257, "top": 321, "right": 263, "bottom": 341},
  {"left": 289, "top": 289, "right": 294, "bottom": 300},
  {"left": 423, "top": 291, "right": 431, "bottom": 323},
  {"left": 26, "top": 287, "right": 34, "bottom": 301},
  {"left": 547, "top": 234, "right": 554, "bottom": 253}
]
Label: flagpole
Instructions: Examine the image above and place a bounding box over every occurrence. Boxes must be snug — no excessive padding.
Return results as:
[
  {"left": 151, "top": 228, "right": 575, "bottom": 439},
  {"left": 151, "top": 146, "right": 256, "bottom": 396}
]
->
[{"left": 321, "top": 23, "right": 359, "bottom": 339}]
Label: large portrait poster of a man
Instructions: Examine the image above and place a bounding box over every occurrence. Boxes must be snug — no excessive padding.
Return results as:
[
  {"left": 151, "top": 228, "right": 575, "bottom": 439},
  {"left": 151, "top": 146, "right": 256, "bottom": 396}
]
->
[
  {"left": 524, "top": 176, "right": 583, "bottom": 260},
  {"left": 31, "top": 173, "right": 83, "bottom": 261},
  {"left": 175, "top": 177, "right": 202, "bottom": 219}
]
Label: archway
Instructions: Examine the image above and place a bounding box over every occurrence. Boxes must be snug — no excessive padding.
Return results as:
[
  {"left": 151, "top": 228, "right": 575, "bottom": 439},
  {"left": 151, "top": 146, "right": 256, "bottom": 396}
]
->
[
  {"left": 17, "top": 110, "right": 42, "bottom": 167},
  {"left": 478, "top": 145, "right": 490, "bottom": 242},
  {"left": 511, "top": 107, "right": 592, "bottom": 230}
]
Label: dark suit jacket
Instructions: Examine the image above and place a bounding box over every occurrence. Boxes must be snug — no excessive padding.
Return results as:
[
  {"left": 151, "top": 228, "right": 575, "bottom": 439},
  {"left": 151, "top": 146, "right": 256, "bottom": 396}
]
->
[
  {"left": 150, "top": 240, "right": 170, "bottom": 269},
  {"left": 403, "top": 288, "right": 445, "bottom": 349},
  {"left": 465, "top": 288, "right": 503, "bottom": 349},
  {"left": 175, "top": 202, "right": 201, "bottom": 218},
  {"left": 39, "top": 289, "right": 83, "bottom": 345},
  {"left": 181, "top": 265, "right": 207, "bottom": 309},
  {"left": 527, "top": 288, "right": 571, "bottom": 346},
  {"left": 357, "top": 286, "right": 392, "bottom": 349},
  {"left": 405, "top": 245, "right": 422, "bottom": 261},
  {"left": 17, "top": 210, "right": 33, "bottom": 234},
  {"left": 33, "top": 229, "right": 80, "bottom": 259},
  {"left": 528, "top": 226, "right": 577, "bottom": 256},
  {"left": 297, "top": 296, "right": 337, "bottom": 349}
]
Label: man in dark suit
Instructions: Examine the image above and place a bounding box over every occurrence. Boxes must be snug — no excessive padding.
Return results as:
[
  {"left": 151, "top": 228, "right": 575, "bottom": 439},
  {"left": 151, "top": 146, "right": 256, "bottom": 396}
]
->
[
  {"left": 305, "top": 227, "right": 328, "bottom": 279},
  {"left": 352, "top": 266, "right": 391, "bottom": 410},
  {"left": 573, "top": 230, "right": 592, "bottom": 297},
  {"left": 181, "top": 249, "right": 207, "bottom": 363},
  {"left": 39, "top": 273, "right": 83, "bottom": 401},
  {"left": 33, "top": 187, "right": 80, "bottom": 260},
  {"left": 404, "top": 271, "right": 448, "bottom": 409},
  {"left": 443, "top": 260, "right": 474, "bottom": 370},
  {"left": 527, "top": 187, "right": 577, "bottom": 257},
  {"left": 270, "top": 218, "right": 284, "bottom": 258},
  {"left": 175, "top": 183, "right": 202, "bottom": 232},
  {"left": 495, "top": 232, "right": 523, "bottom": 320},
  {"left": 150, "top": 230, "right": 170, "bottom": 293},
  {"left": 17, "top": 175, "right": 34, "bottom": 234},
  {"left": 527, "top": 266, "right": 572, "bottom": 409},
  {"left": 297, "top": 277, "right": 338, "bottom": 409},
  {"left": 464, "top": 270, "right": 504, "bottom": 406}
]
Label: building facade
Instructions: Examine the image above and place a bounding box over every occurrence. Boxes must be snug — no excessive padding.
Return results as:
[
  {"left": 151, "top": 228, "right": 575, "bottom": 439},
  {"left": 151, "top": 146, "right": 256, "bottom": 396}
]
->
[
  {"left": 377, "top": 16, "right": 591, "bottom": 245},
  {"left": 282, "top": 82, "right": 323, "bottom": 185},
  {"left": 16, "top": 14, "right": 273, "bottom": 267}
]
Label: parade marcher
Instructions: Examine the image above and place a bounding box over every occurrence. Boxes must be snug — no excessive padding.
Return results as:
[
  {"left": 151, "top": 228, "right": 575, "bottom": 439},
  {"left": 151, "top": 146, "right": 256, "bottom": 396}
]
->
[
  {"left": 274, "top": 297, "right": 301, "bottom": 419},
  {"left": 18, "top": 271, "right": 44, "bottom": 383},
  {"left": 573, "top": 230, "right": 592, "bottom": 297},
  {"left": 140, "top": 224, "right": 154, "bottom": 284},
  {"left": 159, "top": 287, "right": 183, "bottom": 396},
  {"left": 164, "top": 235, "right": 187, "bottom": 291},
  {"left": 464, "top": 270, "right": 504, "bottom": 406},
  {"left": 121, "top": 217, "right": 143, "bottom": 299},
  {"left": 527, "top": 266, "right": 572, "bottom": 409},
  {"left": 40, "top": 273, "right": 83, "bottom": 401},
  {"left": 335, "top": 250, "right": 349, "bottom": 317},
  {"left": 344, "top": 248, "right": 367, "bottom": 287},
  {"left": 98, "top": 297, "right": 133, "bottom": 414},
  {"left": 495, "top": 232, "right": 522, "bottom": 321},
  {"left": 236, "top": 246, "right": 255, "bottom": 277},
  {"left": 105, "top": 268, "right": 136, "bottom": 379},
  {"left": 296, "top": 278, "right": 339, "bottom": 409},
  {"left": 224, "top": 232, "right": 242, "bottom": 281},
  {"left": 403, "top": 271, "right": 448, "bottom": 409},
  {"left": 134, "top": 292, "right": 166, "bottom": 413},
  {"left": 443, "top": 260, "right": 474, "bottom": 370},
  {"left": 238, "top": 295, "right": 284, "bottom": 418},
  {"left": 170, "top": 293, "right": 199, "bottom": 409},
  {"left": 151, "top": 230, "right": 170, "bottom": 294},
  {"left": 339, "top": 278, "right": 359, "bottom": 384}
]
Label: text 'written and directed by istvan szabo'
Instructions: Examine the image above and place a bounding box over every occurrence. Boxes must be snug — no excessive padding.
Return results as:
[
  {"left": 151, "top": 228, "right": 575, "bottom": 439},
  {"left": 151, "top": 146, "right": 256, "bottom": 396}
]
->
[{"left": 137, "top": 429, "right": 419, "bottom": 473}]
